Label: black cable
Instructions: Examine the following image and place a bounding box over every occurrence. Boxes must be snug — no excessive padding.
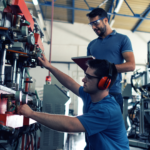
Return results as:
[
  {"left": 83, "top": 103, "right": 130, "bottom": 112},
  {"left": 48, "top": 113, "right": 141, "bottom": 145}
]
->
[
  {"left": 25, "top": 134, "right": 32, "bottom": 150},
  {"left": 14, "top": 136, "right": 20, "bottom": 150},
  {"left": 35, "top": 130, "right": 37, "bottom": 150},
  {"left": 12, "top": 128, "right": 24, "bottom": 150},
  {"left": 33, "top": 130, "right": 36, "bottom": 150},
  {"left": 0, "top": 143, "right": 7, "bottom": 150}
]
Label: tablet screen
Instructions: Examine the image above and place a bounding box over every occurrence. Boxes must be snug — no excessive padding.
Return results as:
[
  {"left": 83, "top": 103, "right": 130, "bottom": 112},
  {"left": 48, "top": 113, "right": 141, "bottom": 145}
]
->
[{"left": 72, "top": 56, "right": 94, "bottom": 71}]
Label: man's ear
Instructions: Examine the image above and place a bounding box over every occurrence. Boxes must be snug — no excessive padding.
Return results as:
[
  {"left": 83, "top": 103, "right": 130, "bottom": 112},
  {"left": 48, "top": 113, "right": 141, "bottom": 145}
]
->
[{"left": 104, "top": 17, "right": 108, "bottom": 24}]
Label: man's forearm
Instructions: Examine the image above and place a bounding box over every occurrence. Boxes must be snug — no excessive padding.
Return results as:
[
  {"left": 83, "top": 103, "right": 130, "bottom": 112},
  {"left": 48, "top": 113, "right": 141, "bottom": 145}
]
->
[
  {"left": 31, "top": 111, "right": 76, "bottom": 132},
  {"left": 47, "top": 65, "right": 80, "bottom": 95},
  {"left": 48, "top": 65, "right": 71, "bottom": 86},
  {"left": 115, "top": 62, "right": 135, "bottom": 73}
]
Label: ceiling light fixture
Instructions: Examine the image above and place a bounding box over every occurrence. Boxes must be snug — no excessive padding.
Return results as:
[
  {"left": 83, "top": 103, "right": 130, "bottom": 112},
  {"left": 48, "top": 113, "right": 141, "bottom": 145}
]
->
[{"left": 32, "top": 0, "right": 38, "bottom": 6}]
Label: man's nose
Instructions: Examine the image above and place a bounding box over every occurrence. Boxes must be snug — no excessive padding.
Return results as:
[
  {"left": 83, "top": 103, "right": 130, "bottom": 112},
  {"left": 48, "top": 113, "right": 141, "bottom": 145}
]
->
[
  {"left": 92, "top": 24, "right": 97, "bottom": 30},
  {"left": 82, "top": 77, "right": 86, "bottom": 82}
]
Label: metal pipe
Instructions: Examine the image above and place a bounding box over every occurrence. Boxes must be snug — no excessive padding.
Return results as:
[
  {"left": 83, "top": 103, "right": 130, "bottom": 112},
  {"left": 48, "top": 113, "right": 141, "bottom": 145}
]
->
[
  {"left": 12, "top": 59, "right": 17, "bottom": 83},
  {"left": 0, "top": 49, "right": 6, "bottom": 85},
  {"left": 16, "top": 68, "right": 20, "bottom": 85},
  {"left": 49, "top": 0, "right": 54, "bottom": 76},
  {"left": 140, "top": 97, "right": 145, "bottom": 134},
  {"left": 21, "top": 68, "right": 25, "bottom": 90},
  {"left": 16, "top": 15, "right": 22, "bottom": 29}
]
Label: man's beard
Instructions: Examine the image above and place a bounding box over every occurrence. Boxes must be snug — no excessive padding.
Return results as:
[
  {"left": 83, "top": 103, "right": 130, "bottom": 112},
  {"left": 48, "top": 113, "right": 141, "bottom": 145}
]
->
[
  {"left": 94, "top": 25, "right": 106, "bottom": 37},
  {"left": 83, "top": 86, "right": 98, "bottom": 94}
]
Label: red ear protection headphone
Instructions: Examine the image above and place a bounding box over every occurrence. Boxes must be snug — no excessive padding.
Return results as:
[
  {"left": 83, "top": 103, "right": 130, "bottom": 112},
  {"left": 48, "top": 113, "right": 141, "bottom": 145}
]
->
[{"left": 98, "top": 63, "right": 112, "bottom": 90}]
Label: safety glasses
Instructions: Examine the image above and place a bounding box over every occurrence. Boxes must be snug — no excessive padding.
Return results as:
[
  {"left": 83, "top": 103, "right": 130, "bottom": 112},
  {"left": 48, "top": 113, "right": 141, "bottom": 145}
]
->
[
  {"left": 88, "top": 17, "right": 105, "bottom": 26},
  {"left": 84, "top": 73, "right": 99, "bottom": 80}
]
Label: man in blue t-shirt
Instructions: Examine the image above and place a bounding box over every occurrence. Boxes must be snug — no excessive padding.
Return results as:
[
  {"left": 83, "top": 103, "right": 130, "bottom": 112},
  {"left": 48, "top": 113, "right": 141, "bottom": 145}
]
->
[
  {"left": 86, "top": 8, "right": 135, "bottom": 113},
  {"left": 18, "top": 54, "right": 129, "bottom": 150}
]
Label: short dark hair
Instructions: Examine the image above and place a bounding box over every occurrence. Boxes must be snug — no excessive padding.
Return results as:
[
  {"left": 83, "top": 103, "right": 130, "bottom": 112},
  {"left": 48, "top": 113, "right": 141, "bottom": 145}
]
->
[
  {"left": 86, "top": 59, "right": 118, "bottom": 89},
  {"left": 86, "top": 8, "right": 108, "bottom": 19}
]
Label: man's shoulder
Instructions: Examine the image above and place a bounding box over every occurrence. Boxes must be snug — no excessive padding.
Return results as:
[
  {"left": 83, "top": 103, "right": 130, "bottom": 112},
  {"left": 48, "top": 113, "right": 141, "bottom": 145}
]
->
[
  {"left": 115, "top": 31, "right": 129, "bottom": 40},
  {"left": 100, "top": 95, "right": 120, "bottom": 110}
]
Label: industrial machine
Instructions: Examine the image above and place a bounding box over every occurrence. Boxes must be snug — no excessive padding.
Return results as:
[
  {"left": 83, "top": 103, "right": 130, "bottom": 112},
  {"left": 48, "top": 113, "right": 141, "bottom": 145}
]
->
[
  {"left": 126, "top": 41, "right": 150, "bottom": 149},
  {"left": 128, "top": 66, "right": 150, "bottom": 149},
  {"left": 0, "top": 0, "right": 44, "bottom": 149},
  {"left": 40, "top": 75, "right": 71, "bottom": 150}
]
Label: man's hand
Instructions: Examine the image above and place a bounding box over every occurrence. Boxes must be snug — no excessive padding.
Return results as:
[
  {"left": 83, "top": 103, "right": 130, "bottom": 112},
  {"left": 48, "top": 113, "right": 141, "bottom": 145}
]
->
[
  {"left": 17, "top": 104, "right": 34, "bottom": 118},
  {"left": 38, "top": 54, "right": 51, "bottom": 69}
]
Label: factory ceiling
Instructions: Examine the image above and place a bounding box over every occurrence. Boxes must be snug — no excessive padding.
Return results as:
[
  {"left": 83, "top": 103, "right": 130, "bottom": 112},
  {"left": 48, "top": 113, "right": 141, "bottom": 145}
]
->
[{"left": 25, "top": 0, "right": 150, "bottom": 33}]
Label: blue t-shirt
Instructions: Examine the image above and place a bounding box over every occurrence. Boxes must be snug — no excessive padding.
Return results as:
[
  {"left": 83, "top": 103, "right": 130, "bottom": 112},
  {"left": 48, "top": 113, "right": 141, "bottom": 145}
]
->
[
  {"left": 87, "top": 30, "right": 133, "bottom": 93},
  {"left": 77, "top": 86, "right": 129, "bottom": 150}
]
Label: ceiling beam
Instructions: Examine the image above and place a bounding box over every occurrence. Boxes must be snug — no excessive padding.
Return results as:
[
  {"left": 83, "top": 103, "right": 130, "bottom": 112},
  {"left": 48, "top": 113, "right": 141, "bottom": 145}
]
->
[
  {"left": 25, "top": 1, "right": 150, "bottom": 21},
  {"left": 84, "top": 0, "right": 90, "bottom": 9},
  {"left": 108, "top": 0, "right": 115, "bottom": 23},
  {"left": 132, "top": 8, "right": 150, "bottom": 32},
  {"left": 124, "top": 0, "right": 135, "bottom": 16}
]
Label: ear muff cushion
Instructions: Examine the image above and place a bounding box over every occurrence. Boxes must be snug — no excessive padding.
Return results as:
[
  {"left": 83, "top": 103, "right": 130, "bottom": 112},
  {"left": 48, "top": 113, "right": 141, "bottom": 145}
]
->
[{"left": 98, "top": 77, "right": 111, "bottom": 90}]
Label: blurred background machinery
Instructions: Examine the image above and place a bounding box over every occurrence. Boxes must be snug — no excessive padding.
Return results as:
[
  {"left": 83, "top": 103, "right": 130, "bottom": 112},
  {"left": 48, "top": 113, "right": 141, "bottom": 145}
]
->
[{"left": 122, "top": 41, "right": 150, "bottom": 149}]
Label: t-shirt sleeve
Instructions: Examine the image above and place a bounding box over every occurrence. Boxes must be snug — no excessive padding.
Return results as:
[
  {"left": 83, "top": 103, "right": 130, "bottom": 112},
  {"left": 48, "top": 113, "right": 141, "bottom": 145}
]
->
[
  {"left": 121, "top": 35, "right": 133, "bottom": 53},
  {"left": 77, "top": 107, "right": 110, "bottom": 136}
]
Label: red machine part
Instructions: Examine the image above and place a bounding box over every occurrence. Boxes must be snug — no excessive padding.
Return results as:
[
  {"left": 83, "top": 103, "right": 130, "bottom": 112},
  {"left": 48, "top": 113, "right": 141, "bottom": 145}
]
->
[
  {"left": 8, "top": 0, "right": 34, "bottom": 31},
  {"left": 21, "top": 134, "right": 35, "bottom": 150},
  {"left": 23, "top": 117, "right": 36, "bottom": 126},
  {"left": 25, "top": 77, "right": 30, "bottom": 92},
  {"left": 0, "top": 27, "right": 9, "bottom": 30},
  {"left": 0, "top": 93, "right": 24, "bottom": 128},
  {"left": 3, "top": 6, "right": 12, "bottom": 13},
  {"left": 46, "top": 76, "right": 51, "bottom": 82},
  {"left": 21, "top": 134, "right": 25, "bottom": 150},
  {"left": 0, "top": 114, "right": 23, "bottom": 128},
  {"left": 0, "top": 96, "right": 7, "bottom": 114},
  {"left": 0, "top": 92, "right": 36, "bottom": 127},
  {"left": 34, "top": 33, "right": 44, "bottom": 51}
]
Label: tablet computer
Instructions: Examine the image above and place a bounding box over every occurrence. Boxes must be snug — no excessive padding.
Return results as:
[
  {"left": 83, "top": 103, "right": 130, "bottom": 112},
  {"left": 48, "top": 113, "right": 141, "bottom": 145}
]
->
[{"left": 71, "top": 56, "right": 95, "bottom": 71}]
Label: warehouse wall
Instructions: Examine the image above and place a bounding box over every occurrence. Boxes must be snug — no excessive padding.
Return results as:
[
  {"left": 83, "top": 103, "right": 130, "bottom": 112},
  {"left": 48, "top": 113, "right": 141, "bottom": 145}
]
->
[{"left": 29, "top": 20, "right": 150, "bottom": 115}]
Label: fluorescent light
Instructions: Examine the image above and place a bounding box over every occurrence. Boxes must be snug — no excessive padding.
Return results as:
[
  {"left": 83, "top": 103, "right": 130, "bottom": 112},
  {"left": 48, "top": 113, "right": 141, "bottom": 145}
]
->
[
  {"left": 32, "top": 0, "right": 38, "bottom": 6},
  {"left": 110, "top": 0, "right": 124, "bottom": 27},
  {"left": 114, "top": 0, "right": 124, "bottom": 13}
]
